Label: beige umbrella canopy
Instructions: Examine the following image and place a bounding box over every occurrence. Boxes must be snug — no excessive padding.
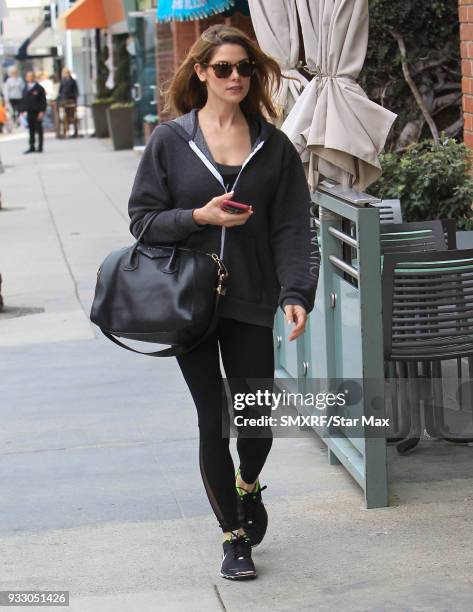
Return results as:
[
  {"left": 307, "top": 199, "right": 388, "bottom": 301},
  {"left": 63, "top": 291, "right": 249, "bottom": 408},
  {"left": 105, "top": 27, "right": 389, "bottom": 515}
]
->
[
  {"left": 281, "top": 0, "right": 397, "bottom": 191},
  {"left": 248, "top": 0, "right": 308, "bottom": 124}
]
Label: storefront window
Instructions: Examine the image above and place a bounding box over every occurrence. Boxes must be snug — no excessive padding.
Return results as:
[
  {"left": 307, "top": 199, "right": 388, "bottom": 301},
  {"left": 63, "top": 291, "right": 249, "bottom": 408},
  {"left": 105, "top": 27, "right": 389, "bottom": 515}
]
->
[{"left": 137, "top": 0, "right": 156, "bottom": 10}]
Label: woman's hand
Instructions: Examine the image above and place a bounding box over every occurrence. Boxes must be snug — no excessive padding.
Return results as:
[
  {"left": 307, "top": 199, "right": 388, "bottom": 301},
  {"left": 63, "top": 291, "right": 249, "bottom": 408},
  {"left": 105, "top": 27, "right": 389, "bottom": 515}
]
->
[
  {"left": 192, "top": 191, "right": 253, "bottom": 228},
  {"left": 284, "top": 304, "right": 308, "bottom": 341}
]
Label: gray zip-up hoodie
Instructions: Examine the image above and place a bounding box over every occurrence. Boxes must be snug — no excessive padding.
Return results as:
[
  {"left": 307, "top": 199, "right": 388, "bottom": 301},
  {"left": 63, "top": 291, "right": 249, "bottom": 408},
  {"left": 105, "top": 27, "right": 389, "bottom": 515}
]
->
[{"left": 127, "top": 108, "right": 319, "bottom": 329}]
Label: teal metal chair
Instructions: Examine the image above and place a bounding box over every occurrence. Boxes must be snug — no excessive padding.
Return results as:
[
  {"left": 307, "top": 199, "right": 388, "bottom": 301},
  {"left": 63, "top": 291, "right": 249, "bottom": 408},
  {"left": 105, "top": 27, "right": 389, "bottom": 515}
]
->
[
  {"left": 380, "top": 220, "right": 447, "bottom": 255},
  {"left": 372, "top": 199, "right": 403, "bottom": 224},
  {"left": 382, "top": 249, "right": 473, "bottom": 454}
]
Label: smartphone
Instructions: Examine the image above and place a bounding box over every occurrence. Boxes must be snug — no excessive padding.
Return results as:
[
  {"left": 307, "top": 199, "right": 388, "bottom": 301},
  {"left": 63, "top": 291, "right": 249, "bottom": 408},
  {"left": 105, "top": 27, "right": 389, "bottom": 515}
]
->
[{"left": 220, "top": 200, "right": 252, "bottom": 215}]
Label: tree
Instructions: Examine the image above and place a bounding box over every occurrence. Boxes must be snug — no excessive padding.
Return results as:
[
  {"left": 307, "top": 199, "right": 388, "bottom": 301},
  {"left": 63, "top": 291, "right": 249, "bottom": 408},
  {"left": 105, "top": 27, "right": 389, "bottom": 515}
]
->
[
  {"left": 96, "top": 43, "right": 110, "bottom": 100},
  {"left": 111, "top": 34, "right": 132, "bottom": 104},
  {"left": 360, "top": 1, "right": 461, "bottom": 151}
]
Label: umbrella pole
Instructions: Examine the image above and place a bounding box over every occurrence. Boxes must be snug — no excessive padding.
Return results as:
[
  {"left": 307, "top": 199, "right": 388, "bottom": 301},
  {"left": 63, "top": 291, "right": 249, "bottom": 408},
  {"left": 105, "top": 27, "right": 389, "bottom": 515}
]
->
[{"left": 341, "top": 171, "right": 352, "bottom": 188}]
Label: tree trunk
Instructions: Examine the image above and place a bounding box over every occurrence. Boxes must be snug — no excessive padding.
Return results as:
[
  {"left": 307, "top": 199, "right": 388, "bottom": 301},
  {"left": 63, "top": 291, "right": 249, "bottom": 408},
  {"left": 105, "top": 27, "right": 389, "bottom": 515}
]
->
[{"left": 391, "top": 30, "right": 440, "bottom": 143}]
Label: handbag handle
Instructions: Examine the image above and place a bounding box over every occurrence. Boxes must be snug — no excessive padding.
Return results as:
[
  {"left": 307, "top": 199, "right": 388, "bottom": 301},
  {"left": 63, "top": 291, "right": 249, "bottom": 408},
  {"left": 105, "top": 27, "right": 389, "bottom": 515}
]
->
[
  {"left": 125, "top": 211, "right": 161, "bottom": 271},
  {"left": 135, "top": 210, "right": 161, "bottom": 243}
]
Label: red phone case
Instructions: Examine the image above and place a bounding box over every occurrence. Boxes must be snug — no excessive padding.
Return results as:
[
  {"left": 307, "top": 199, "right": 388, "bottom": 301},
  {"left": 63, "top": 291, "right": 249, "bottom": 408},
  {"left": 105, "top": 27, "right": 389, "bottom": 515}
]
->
[{"left": 220, "top": 200, "right": 251, "bottom": 214}]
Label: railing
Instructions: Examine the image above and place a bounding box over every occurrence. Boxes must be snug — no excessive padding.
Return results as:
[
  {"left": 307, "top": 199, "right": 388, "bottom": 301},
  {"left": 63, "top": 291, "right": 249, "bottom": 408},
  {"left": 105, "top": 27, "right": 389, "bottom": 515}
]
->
[{"left": 274, "top": 179, "right": 389, "bottom": 508}]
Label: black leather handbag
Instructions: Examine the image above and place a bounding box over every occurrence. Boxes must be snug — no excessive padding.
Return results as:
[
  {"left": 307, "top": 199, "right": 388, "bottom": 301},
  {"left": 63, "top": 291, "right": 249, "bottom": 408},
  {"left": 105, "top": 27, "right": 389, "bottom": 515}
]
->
[{"left": 89, "top": 211, "right": 228, "bottom": 357}]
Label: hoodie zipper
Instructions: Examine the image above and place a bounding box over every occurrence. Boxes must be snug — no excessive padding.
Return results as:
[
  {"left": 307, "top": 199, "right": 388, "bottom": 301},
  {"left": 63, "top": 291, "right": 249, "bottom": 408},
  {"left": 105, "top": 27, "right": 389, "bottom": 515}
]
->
[{"left": 188, "top": 139, "right": 265, "bottom": 259}]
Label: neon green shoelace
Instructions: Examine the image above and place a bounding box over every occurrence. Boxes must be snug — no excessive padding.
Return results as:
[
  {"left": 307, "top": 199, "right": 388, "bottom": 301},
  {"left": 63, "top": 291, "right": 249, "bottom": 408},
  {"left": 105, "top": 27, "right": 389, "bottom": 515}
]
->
[{"left": 235, "top": 468, "right": 260, "bottom": 497}]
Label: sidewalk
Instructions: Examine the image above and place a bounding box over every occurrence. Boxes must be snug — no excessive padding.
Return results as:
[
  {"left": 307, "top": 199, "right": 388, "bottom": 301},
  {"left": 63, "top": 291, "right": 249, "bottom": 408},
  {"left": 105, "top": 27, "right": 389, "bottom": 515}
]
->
[{"left": 0, "top": 132, "right": 472, "bottom": 612}]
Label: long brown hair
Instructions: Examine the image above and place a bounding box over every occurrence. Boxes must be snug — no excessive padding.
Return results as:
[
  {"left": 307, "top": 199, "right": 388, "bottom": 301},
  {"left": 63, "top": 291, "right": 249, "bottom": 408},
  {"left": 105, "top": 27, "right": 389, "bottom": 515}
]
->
[{"left": 164, "top": 24, "right": 282, "bottom": 118}]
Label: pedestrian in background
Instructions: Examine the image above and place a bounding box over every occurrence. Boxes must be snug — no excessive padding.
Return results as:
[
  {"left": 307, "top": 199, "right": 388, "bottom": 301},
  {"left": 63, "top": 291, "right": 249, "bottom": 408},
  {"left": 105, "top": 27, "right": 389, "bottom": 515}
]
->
[
  {"left": 37, "top": 71, "right": 55, "bottom": 102},
  {"left": 21, "top": 71, "right": 47, "bottom": 154},
  {"left": 37, "top": 71, "right": 56, "bottom": 131},
  {"left": 4, "top": 67, "right": 24, "bottom": 126},
  {"left": 57, "top": 68, "right": 79, "bottom": 137}
]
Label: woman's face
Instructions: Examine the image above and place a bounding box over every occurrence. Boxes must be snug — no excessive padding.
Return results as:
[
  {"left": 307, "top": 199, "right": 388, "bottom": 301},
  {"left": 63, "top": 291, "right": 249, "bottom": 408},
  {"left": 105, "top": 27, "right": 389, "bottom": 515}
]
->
[{"left": 195, "top": 43, "right": 252, "bottom": 106}]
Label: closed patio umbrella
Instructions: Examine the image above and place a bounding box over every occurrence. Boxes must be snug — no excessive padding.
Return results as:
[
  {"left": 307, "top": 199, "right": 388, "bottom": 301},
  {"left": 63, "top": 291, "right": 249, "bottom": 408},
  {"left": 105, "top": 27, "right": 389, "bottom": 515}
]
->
[
  {"left": 248, "top": 0, "right": 308, "bottom": 121},
  {"left": 282, "top": 0, "right": 397, "bottom": 191}
]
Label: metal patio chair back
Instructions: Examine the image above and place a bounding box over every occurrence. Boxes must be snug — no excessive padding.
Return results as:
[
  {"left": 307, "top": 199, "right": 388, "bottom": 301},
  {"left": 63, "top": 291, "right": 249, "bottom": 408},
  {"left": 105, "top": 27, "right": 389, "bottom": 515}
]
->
[
  {"left": 380, "top": 220, "right": 446, "bottom": 256},
  {"left": 373, "top": 199, "right": 403, "bottom": 224},
  {"left": 382, "top": 249, "right": 473, "bottom": 454},
  {"left": 440, "top": 218, "right": 457, "bottom": 249}
]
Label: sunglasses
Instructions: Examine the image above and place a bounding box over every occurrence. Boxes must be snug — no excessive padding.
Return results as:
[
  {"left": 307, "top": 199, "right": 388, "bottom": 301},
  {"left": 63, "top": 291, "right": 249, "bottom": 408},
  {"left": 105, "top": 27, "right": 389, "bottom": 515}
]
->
[{"left": 202, "top": 59, "right": 256, "bottom": 79}]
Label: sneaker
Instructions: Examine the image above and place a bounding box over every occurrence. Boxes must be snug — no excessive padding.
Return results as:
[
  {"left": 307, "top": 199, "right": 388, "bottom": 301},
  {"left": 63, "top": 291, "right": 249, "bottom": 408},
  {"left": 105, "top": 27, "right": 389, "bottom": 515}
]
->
[
  {"left": 236, "top": 468, "right": 268, "bottom": 547},
  {"left": 220, "top": 532, "right": 257, "bottom": 580}
]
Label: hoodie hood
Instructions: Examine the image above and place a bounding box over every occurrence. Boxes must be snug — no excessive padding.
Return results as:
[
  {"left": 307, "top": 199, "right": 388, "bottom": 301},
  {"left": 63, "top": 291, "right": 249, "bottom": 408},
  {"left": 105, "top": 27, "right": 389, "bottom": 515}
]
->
[{"left": 165, "top": 108, "right": 276, "bottom": 168}]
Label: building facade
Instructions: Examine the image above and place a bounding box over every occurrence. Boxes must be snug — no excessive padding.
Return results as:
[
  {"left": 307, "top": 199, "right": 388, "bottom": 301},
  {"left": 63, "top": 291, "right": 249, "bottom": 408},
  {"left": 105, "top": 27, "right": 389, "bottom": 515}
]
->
[
  {"left": 155, "top": 10, "right": 254, "bottom": 122},
  {"left": 460, "top": 0, "right": 473, "bottom": 148}
]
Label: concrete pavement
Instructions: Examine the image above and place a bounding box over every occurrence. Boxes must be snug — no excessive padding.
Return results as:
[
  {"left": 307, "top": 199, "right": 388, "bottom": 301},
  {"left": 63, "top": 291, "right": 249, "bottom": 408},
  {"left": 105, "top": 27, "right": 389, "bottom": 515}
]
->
[{"left": 1, "top": 131, "right": 473, "bottom": 612}]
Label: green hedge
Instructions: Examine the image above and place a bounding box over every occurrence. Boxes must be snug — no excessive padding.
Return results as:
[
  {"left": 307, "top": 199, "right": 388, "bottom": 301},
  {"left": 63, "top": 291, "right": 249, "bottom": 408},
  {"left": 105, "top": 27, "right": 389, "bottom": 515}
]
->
[{"left": 368, "top": 136, "right": 473, "bottom": 230}]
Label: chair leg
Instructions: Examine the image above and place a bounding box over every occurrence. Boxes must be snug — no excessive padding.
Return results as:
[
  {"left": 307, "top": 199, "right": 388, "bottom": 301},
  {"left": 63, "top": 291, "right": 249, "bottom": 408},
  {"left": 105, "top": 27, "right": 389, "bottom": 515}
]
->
[
  {"left": 387, "top": 361, "right": 411, "bottom": 443},
  {"left": 459, "top": 356, "right": 473, "bottom": 416},
  {"left": 422, "top": 360, "right": 440, "bottom": 439},
  {"left": 431, "top": 358, "right": 473, "bottom": 443},
  {"left": 469, "top": 357, "right": 473, "bottom": 415},
  {"left": 457, "top": 357, "right": 463, "bottom": 410},
  {"left": 386, "top": 361, "right": 399, "bottom": 441},
  {"left": 429, "top": 360, "right": 445, "bottom": 436},
  {"left": 396, "top": 362, "right": 421, "bottom": 454}
]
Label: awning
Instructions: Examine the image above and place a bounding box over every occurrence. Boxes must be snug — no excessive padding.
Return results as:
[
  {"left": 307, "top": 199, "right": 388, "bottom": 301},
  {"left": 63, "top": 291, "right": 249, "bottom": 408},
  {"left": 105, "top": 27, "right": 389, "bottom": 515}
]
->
[
  {"left": 16, "top": 19, "right": 50, "bottom": 60},
  {"left": 157, "top": 0, "right": 248, "bottom": 22},
  {"left": 58, "top": 0, "right": 125, "bottom": 30}
]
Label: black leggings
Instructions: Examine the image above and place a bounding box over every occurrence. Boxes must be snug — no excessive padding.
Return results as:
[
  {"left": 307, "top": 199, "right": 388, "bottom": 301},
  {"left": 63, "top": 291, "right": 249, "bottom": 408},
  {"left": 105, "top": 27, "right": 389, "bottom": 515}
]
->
[
  {"left": 9, "top": 99, "right": 21, "bottom": 122},
  {"left": 27, "top": 111, "right": 43, "bottom": 151},
  {"left": 176, "top": 316, "right": 274, "bottom": 532}
]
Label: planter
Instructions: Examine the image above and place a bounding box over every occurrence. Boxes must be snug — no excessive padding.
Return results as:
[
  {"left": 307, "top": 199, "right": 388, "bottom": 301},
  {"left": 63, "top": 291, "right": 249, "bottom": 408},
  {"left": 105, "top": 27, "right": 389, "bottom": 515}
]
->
[
  {"left": 92, "top": 102, "right": 112, "bottom": 138},
  {"left": 106, "top": 106, "right": 135, "bottom": 150}
]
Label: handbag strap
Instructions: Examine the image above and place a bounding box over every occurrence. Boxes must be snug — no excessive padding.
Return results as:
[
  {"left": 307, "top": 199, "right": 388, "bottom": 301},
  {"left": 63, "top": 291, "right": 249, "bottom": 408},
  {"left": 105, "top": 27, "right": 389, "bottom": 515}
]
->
[{"left": 99, "top": 289, "right": 223, "bottom": 357}]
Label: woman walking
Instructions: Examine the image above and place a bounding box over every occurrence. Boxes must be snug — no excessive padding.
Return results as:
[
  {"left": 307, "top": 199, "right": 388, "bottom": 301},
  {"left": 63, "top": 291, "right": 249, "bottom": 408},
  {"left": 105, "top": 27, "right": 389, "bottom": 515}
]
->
[
  {"left": 57, "top": 68, "right": 79, "bottom": 137},
  {"left": 4, "top": 67, "right": 24, "bottom": 125},
  {"left": 128, "top": 25, "right": 318, "bottom": 580}
]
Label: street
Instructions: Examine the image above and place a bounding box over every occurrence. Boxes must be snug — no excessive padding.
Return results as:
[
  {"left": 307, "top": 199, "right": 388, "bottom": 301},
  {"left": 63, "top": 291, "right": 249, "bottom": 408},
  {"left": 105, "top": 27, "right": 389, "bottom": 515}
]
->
[{"left": 1, "top": 132, "right": 473, "bottom": 612}]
